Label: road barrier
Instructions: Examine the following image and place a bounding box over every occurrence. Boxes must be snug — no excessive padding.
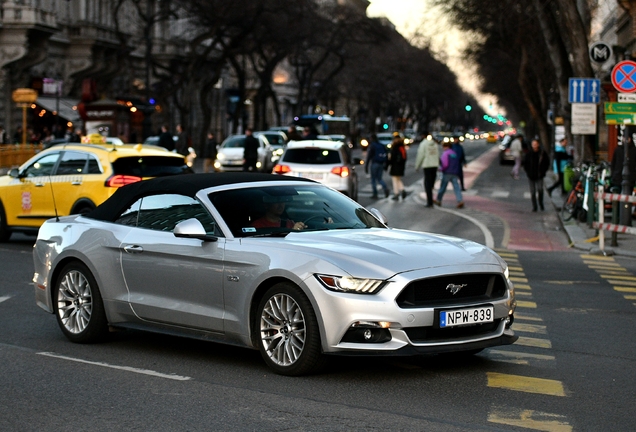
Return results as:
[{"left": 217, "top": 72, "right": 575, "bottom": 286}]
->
[
  {"left": 0, "top": 143, "right": 43, "bottom": 169},
  {"left": 592, "top": 191, "right": 636, "bottom": 250}
]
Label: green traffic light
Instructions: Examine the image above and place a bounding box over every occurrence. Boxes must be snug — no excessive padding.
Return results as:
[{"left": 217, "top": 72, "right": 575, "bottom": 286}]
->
[
  {"left": 383, "top": 124, "right": 389, "bottom": 130},
  {"left": 465, "top": 105, "right": 472, "bottom": 111}
]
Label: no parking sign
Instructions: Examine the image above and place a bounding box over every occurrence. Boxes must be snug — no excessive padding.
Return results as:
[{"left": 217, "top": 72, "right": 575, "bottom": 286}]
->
[{"left": 611, "top": 60, "right": 636, "bottom": 93}]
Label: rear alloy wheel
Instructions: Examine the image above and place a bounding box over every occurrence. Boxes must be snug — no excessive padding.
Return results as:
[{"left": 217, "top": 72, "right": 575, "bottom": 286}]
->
[
  {"left": 257, "top": 283, "right": 326, "bottom": 376},
  {"left": 53, "top": 262, "right": 108, "bottom": 343}
]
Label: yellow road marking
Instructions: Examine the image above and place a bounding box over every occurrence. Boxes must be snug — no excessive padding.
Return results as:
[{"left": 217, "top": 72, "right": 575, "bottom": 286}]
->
[
  {"left": 514, "top": 312, "right": 543, "bottom": 321},
  {"left": 593, "top": 270, "right": 631, "bottom": 276},
  {"left": 488, "top": 350, "right": 555, "bottom": 361},
  {"left": 513, "top": 323, "right": 547, "bottom": 334},
  {"left": 508, "top": 266, "right": 523, "bottom": 271},
  {"left": 487, "top": 373, "right": 566, "bottom": 396},
  {"left": 614, "top": 287, "right": 636, "bottom": 292},
  {"left": 514, "top": 283, "right": 531, "bottom": 290},
  {"left": 601, "top": 274, "right": 636, "bottom": 281},
  {"left": 510, "top": 271, "right": 526, "bottom": 277},
  {"left": 516, "top": 300, "right": 537, "bottom": 308},
  {"left": 607, "top": 279, "right": 636, "bottom": 287},
  {"left": 488, "top": 406, "right": 572, "bottom": 431},
  {"left": 516, "top": 336, "right": 552, "bottom": 348},
  {"left": 624, "top": 294, "right": 636, "bottom": 300},
  {"left": 584, "top": 261, "right": 623, "bottom": 268},
  {"left": 581, "top": 254, "right": 615, "bottom": 261},
  {"left": 510, "top": 277, "right": 528, "bottom": 283},
  {"left": 515, "top": 291, "right": 532, "bottom": 297}
]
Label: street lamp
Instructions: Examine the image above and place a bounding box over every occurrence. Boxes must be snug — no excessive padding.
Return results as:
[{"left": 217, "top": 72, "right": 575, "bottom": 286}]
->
[{"left": 12, "top": 88, "right": 38, "bottom": 145}]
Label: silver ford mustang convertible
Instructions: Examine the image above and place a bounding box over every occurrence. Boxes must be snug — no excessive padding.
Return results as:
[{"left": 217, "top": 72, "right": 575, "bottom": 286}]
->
[{"left": 33, "top": 172, "right": 517, "bottom": 375}]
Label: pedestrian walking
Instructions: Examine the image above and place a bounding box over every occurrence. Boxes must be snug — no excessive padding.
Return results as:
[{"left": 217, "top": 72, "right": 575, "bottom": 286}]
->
[
  {"left": 510, "top": 134, "right": 524, "bottom": 179},
  {"left": 451, "top": 136, "right": 467, "bottom": 190},
  {"left": 523, "top": 138, "right": 550, "bottom": 212},
  {"left": 547, "top": 137, "right": 570, "bottom": 196},
  {"left": 414, "top": 133, "right": 439, "bottom": 207},
  {"left": 365, "top": 134, "right": 390, "bottom": 199},
  {"left": 175, "top": 124, "right": 189, "bottom": 156},
  {"left": 158, "top": 125, "right": 175, "bottom": 151},
  {"left": 386, "top": 135, "right": 407, "bottom": 200},
  {"left": 243, "top": 128, "right": 260, "bottom": 172},
  {"left": 434, "top": 141, "right": 464, "bottom": 208},
  {"left": 286, "top": 125, "right": 302, "bottom": 142},
  {"left": 202, "top": 131, "right": 218, "bottom": 173}
]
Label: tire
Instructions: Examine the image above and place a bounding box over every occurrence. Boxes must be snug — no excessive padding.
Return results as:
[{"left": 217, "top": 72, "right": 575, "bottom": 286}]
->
[
  {"left": 53, "top": 262, "right": 108, "bottom": 343},
  {"left": 256, "top": 282, "right": 326, "bottom": 376},
  {"left": 560, "top": 190, "right": 577, "bottom": 221},
  {"left": 72, "top": 203, "right": 96, "bottom": 215},
  {"left": 0, "top": 201, "right": 10, "bottom": 242}
]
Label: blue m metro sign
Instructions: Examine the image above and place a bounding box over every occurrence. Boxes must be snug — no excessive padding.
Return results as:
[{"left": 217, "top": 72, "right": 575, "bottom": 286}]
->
[{"left": 568, "top": 78, "right": 601, "bottom": 104}]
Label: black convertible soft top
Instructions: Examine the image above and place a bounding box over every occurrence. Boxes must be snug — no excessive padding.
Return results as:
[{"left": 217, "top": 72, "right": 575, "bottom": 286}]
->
[{"left": 88, "top": 172, "right": 313, "bottom": 222}]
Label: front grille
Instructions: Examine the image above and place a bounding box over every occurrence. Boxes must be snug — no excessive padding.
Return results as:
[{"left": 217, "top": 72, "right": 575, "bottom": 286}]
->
[
  {"left": 396, "top": 273, "right": 507, "bottom": 308},
  {"left": 404, "top": 321, "right": 501, "bottom": 343}
]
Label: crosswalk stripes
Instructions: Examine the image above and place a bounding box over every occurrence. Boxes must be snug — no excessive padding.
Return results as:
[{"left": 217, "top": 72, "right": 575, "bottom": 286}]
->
[
  {"left": 486, "top": 249, "right": 572, "bottom": 431},
  {"left": 582, "top": 254, "right": 636, "bottom": 307}
]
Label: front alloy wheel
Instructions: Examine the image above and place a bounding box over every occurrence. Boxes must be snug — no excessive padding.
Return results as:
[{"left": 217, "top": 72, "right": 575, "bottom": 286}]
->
[
  {"left": 54, "top": 262, "right": 108, "bottom": 343},
  {"left": 257, "top": 283, "right": 325, "bottom": 375}
]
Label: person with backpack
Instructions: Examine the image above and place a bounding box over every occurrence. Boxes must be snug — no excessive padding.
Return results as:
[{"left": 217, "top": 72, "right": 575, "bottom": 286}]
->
[
  {"left": 415, "top": 133, "right": 440, "bottom": 207},
  {"left": 434, "top": 141, "right": 464, "bottom": 208},
  {"left": 387, "top": 134, "right": 407, "bottom": 201},
  {"left": 365, "top": 134, "right": 391, "bottom": 199}
]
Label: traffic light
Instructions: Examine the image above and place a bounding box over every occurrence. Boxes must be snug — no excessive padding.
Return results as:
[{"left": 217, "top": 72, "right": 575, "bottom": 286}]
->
[
  {"left": 465, "top": 103, "right": 472, "bottom": 112},
  {"left": 382, "top": 123, "right": 389, "bottom": 130}
]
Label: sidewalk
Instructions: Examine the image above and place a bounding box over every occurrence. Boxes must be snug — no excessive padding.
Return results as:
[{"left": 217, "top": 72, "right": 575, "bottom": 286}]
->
[{"left": 549, "top": 192, "right": 636, "bottom": 258}]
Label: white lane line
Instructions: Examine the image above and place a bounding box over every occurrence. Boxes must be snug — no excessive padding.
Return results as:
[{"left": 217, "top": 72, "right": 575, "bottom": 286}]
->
[
  {"left": 0, "top": 295, "right": 11, "bottom": 303},
  {"left": 37, "top": 352, "right": 191, "bottom": 381},
  {"left": 419, "top": 201, "right": 495, "bottom": 249}
]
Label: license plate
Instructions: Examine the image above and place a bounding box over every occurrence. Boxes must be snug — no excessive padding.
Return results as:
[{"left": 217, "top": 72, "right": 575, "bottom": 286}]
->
[
  {"left": 299, "top": 172, "right": 324, "bottom": 180},
  {"left": 439, "top": 306, "right": 493, "bottom": 328}
]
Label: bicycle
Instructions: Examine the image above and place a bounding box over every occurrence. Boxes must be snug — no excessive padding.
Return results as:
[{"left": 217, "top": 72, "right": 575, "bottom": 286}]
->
[{"left": 560, "top": 162, "right": 611, "bottom": 222}]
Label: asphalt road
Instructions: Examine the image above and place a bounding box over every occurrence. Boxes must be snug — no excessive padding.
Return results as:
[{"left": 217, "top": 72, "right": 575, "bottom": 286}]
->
[{"left": 1, "top": 140, "right": 635, "bottom": 431}]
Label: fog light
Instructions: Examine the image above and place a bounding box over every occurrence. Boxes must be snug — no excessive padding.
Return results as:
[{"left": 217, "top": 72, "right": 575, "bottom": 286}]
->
[
  {"left": 505, "top": 314, "right": 514, "bottom": 329},
  {"left": 363, "top": 329, "right": 372, "bottom": 340}
]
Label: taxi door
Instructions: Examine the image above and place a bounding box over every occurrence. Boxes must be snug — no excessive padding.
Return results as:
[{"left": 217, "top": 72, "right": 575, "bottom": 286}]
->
[
  {"left": 50, "top": 150, "right": 90, "bottom": 215},
  {"left": 4, "top": 152, "right": 60, "bottom": 227}
]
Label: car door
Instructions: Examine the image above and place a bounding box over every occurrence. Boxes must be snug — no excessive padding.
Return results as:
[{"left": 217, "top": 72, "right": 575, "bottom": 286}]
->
[
  {"left": 119, "top": 193, "right": 226, "bottom": 332},
  {"left": 4, "top": 152, "right": 60, "bottom": 227},
  {"left": 50, "top": 150, "right": 89, "bottom": 215}
]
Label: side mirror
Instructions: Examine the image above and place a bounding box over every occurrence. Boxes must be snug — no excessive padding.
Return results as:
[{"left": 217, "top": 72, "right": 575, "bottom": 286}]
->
[
  {"left": 8, "top": 168, "right": 20, "bottom": 178},
  {"left": 174, "top": 218, "right": 218, "bottom": 242},
  {"left": 369, "top": 208, "right": 388, "bottom": 225}
]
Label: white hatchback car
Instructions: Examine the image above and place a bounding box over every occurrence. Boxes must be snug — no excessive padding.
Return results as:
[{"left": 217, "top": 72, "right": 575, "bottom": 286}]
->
[{"left": 273, "top": 140, "right": 359, "bottom": 200}]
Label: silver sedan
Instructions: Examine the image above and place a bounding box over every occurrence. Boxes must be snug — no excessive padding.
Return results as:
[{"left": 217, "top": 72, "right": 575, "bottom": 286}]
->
[{"left": 33, "top": 173, "right": 517, "bottom": 376}]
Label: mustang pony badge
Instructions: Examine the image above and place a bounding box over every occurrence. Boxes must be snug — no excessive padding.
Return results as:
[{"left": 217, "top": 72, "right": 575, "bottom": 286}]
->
[{"left": 446, "top": 283, "right": 467, "bottom": 295}]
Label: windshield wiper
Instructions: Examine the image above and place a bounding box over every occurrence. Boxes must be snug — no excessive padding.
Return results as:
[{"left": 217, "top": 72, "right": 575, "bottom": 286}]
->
[{"left": 250, "top": 232, "right": 291, "bottom": 238}]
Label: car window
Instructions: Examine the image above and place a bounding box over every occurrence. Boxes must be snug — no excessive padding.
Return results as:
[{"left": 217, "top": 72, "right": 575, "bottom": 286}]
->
[
  {"left": 281, "top": 148, "right": 342, "bottom": 164},
  {"left": 56, "top": 151, "right": 88, "bottom": 175},
  {"left": 209, "top": 184, "right": 384, "bottom": 238},
  {"left": 87, "top": 155, "right": 103, "bottom": 174},
  {"left": 115, "top": 193, "right": 221, "bottom": 236},
  {"left": 222, "top": 137, "right": 245, "bottom": 148},
  {"left": 111, "top": 156, "right": 191, "bottom": 177},
  {"left": 23, "top": 153, "right": 60, "bottom": 177}
]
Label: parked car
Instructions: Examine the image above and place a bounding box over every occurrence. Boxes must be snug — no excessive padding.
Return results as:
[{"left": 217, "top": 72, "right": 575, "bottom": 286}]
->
[
  {"left": 255, "top": 130, "right": 287, "bottom": 164},
  {"left": 0, "top": 143, "right": 191, "bottom": 241},
  {"left": 215, "top": 134, "right": 274, "bottom": 173},
  {"left": 33, "top": 172, "right": 518, "bottom": 376},
  {"left": 273, "top": 140, "right": 359, "bottom": 200}
]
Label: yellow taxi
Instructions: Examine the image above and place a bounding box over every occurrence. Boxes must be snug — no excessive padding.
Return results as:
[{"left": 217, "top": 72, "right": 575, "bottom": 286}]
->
[
  {"left": 0, "top": 142, "right": 191, "bottom": 241},
  {"left": 486, "top": 132, "right": 498, "bottom": 143}
]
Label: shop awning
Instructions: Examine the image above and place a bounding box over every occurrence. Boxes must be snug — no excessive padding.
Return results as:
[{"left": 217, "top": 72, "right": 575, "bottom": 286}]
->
[{"left": 36, "top": 96, "right": 82, "bottom": 122}]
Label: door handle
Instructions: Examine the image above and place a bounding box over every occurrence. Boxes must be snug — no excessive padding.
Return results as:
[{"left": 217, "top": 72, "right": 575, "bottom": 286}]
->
[
  {"left": 123, "top": 245, "right": 144, "bottom": 254},
  {"left": 71, "top": 181, "right": 82, "bottom": 185}
]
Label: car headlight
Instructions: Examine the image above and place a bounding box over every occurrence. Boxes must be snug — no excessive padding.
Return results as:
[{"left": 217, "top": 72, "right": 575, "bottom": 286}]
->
[
  {"left": 274, "top": 148, "right": 284, "bottom": 156},
  {"left": 217, "top": 153, "right": 225, "bottom": 160},
  {"left": 316, "top": 274, "right": 385, "bottom": 294}
]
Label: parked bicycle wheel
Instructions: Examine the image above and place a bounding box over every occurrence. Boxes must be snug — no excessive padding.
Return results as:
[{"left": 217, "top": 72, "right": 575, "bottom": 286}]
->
[{"left": 561, "top": 189, "right": 578, "bottom": 221}]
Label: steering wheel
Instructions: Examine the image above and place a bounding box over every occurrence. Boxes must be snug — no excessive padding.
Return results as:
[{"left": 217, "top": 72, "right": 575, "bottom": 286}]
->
[{"left": 302, "top": 215, "right": 328, "bottom": 228}]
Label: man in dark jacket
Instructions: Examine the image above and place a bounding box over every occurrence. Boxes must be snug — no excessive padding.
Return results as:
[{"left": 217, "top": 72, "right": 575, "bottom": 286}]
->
[
  {"left": 158, "top": 125, "right": 175, "bottom": 151},
  {"left": 243, "top": 128, "right": 260, "bottom": 172},
  {"left": 523, "top": 138, "right": 550, "bottom": 211},
  {"left": 175, "top": 124, "right": 189, "bottom": 156},
  {"left": 365, "top": 134, "right": 390, "bottom": 199}
]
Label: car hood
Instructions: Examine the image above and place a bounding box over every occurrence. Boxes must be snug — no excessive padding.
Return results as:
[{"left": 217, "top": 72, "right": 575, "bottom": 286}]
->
[{"left": 247, "top": 228, "right": 503, "bottom": 279}]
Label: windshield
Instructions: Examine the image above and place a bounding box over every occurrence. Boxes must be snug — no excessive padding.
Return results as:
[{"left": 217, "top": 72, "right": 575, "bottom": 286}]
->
[
  {"left": 281, "top": 148, "right": 341, "bottom": 164},
  {"left": 221, "top": 137, "right": 246, "bottom": 148},
  {"left": 209, "top": 184, "right": 386, "bottom": 237}
]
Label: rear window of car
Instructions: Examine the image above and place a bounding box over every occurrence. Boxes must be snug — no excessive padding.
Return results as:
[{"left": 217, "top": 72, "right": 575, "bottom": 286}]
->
[
  {"left": 282, "top": 148, "right": 341, "bottom": 164},
  {"left": 111, "top": 156, "right": 191, "bottom": 177}
]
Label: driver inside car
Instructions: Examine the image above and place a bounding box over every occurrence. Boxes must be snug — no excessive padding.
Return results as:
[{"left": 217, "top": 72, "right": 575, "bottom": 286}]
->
[{"left": 251, "top": 197, "right": 306, "bottom": 230}]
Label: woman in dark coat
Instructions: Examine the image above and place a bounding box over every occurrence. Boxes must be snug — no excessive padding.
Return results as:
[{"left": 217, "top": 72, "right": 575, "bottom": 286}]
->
[
  {"left": 387, "top": 135, "right": 407, "bottom": 200},
  {"left": 523, "top": 138, "right": 550, "bottom": 211}
]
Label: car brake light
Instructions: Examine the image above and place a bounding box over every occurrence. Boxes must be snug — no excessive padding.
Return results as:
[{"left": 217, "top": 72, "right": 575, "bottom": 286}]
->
[
  {"left": 273, "top": 164, "right": 291, "bottom": 174},
  {"left": 331, "top": 166, "right": 350, "bottom": 178},
  {"left": 105, "top": 175, "right": 143, "bottom": 187}
]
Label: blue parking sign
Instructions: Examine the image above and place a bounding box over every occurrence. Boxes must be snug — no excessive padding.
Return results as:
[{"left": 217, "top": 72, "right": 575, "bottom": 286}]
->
[{"left": 569, "top": 78, "right": 601, "bottom": 104}]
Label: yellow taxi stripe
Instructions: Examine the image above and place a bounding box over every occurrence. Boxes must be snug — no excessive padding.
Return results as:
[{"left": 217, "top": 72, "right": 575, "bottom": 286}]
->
[
  {"left": 487, "top": 373, "right": 566, "bottom": 396},
  {"left": 488, "top": 406, "right": 572, "bottom": 431},
  {"left": 515, "top": 336, "right": 552, "bottom": 348}
]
